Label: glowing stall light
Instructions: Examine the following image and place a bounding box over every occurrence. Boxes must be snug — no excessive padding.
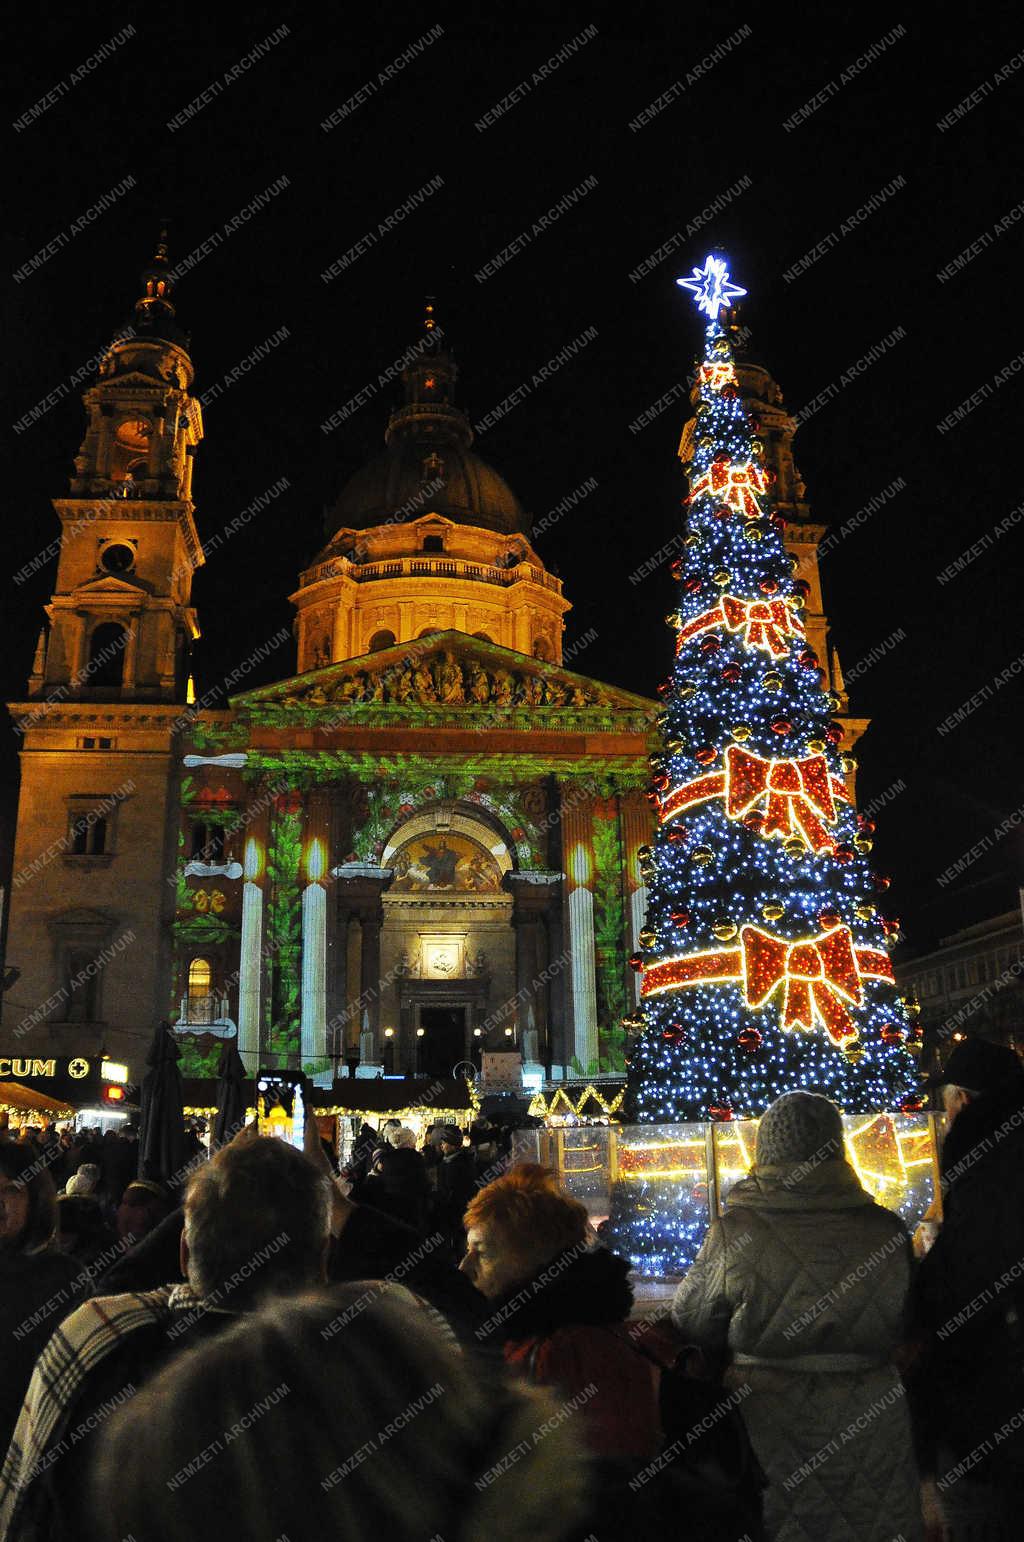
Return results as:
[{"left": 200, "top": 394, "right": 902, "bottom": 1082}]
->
[
  {"left": 238, "top": 837, "right": 264, "bottom": 1071},
  {"left": 300, "top": 839, "right": 327, "bottom": 1064},
  {"left": 676, "top": 254, "right": 747, "bottom": 317}
]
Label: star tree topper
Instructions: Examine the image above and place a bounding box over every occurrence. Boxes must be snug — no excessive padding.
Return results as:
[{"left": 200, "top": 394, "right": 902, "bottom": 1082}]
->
[{"left": 677, "top": 254, "right": 747, "bottom": 318}]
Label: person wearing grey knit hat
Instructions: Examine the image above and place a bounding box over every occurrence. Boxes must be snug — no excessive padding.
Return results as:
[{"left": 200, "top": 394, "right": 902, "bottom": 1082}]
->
[
  {"left": 754, "top": 1090, "right": 844, "bottom": 1169},
  {"left": 672, "top": 1088, "right": 922, "bottom": 1541}
]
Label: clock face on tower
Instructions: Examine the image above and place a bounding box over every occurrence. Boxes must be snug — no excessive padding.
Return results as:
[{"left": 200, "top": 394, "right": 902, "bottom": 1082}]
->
[{"left": 100, "top": 542, "right": 135, "bottom": 574}]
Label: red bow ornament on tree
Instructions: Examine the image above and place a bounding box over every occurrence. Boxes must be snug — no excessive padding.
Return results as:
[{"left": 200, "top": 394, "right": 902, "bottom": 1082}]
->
[
  {"left": 689, "top": 459, "right": 768, "bottom": 518},
  {"left": 741, "top": 925, "right": 863, "bottom": 1045},
  {"left": 698, "top": 361, "right": 738, "bottom": 392},
  {"left": 659, "top": 746, "right": 848, "bottom": 854},
  {"left": 725, "top": 745, "right": 845, "bottom": 852},
  {"left": 676, "top": 595, "right": 804, "bottom": 660},
  {"left": 720, "top": 595, "right": 803, "bottom": 657},
  {"left": 640, "top": 925, "right": 894, "bottom": 1050}
]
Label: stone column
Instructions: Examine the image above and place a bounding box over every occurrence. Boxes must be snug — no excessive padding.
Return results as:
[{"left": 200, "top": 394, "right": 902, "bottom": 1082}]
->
[
  {"left": 121, "top": 615, "right": 140, "bottom": 690},
  {"left": 237, "top": 794, "right": 270, "bottom": 1074},
  {"left": 331, "top": 863, "right": 394, "bottom": 1067},
  {"left": 560, "top": 799, "right": 598, "bottom": 1075},
  {"left": 332, "top": 607, "right": 348, "bottom": 665},
  {"left": 299, "top": 792, "right": 330, "bottom": 1065},
  {"left": 503, "top": 872, "right": 561, "bottom": 1072},
  {"left": 544, "top": 898, "right": 567, "bottom": 1075},
  {"left": 238, "top": 875, "right": 264, "bottom": 1073}
]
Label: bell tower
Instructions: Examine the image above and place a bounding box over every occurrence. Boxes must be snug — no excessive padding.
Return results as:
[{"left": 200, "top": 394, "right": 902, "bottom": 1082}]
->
[
  {"left": 2, "top": 236, "right": 205, "bottom": 1075},
  {"left": 31, "top": 233, "right": 204, "bottom": 702}
]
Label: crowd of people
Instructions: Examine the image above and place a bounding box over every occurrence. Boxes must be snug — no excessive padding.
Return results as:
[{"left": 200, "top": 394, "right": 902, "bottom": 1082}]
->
[{"left": 0, "top": 1034, "right": 1020, "bottom": 1540}]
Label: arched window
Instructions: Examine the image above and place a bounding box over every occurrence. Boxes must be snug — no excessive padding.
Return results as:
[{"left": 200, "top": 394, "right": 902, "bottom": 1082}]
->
[
  {"left": 532, "top": 636, "right": 553, "bottom": 662},
  {"left": 472, "top": 631, "right": 493, "bottom": 643},
  {"left": 368, "top": 629, "right": 396, "bottom": 653},
  {"left": 186, "top": 957, "right": 215, "bottom": 1023},
  {"left": 418, "top": 627, "right": 441, "bottom": 640},
  {"left": 87, "top": 623, "right": 128, "bottom": 687},
  {"left": 188, "top": 958, "right": 212, "bottom": 995}
]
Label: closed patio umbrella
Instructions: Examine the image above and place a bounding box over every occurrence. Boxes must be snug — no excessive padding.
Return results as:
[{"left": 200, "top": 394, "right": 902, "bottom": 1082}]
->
[
  {"left": 213, "top": 1038, "right": 248, "bottom": 1149},
  {"left": 138, "top": 1021, "right": 188, "bottom": 1187}
]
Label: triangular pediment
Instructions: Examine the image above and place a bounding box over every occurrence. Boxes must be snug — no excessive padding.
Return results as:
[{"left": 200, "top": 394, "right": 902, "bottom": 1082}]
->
[
  {"left": 73, "top": 574, "right": 148, "bottom": 597},
  {"left": 231, "top": 631, "right": 656, "bottom": 718},
  {"left": 92, "top": 369, "right": 176, "bottom": 391}
]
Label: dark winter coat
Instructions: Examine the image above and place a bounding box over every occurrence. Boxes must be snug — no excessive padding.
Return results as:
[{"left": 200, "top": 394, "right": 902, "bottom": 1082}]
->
[
  {"left": 0, "top": 1248, "right": 82, "bottom": 1456},
  {"left": 671, "top": 1159, "right": 922, "bottom": 1542},
  {"left": 328, "top": 1202, "right": 485, "bottom": 1342},
  {"left": 483, "top": 1245, "right": 666, "bottom": 1463},
  {"left": 360, "top": 1145, "right": 430, "bottom": 1230},
  {"left": 436, "top": 1147, "right": 477, "bottom": 1232},
  {"left": 909, "top": 1075, "right": 1024, "bottom": 1481}
]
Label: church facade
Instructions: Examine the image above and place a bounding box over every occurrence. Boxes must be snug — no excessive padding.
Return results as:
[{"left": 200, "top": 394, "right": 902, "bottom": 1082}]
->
[{"left": 2, "top": 246, "right": 864, "bottom": 1085}]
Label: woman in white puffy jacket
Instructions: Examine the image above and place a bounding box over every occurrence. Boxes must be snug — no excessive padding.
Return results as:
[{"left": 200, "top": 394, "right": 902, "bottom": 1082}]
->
[{"left": 671, "top": 1090, "right": 923, "bottom": 1542}]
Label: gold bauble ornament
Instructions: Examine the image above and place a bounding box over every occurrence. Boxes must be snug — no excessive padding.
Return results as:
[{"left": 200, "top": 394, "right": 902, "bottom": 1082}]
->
[
  {"left": 712, "top": 569, "right": 731, "bottom": 587},
  {"left": 855, "top": 903, "right": 875, "bottom": 921},
  {"left": 730, "top": 722, "right": 752, "bottom": 741},
  {"left": 840, "top": 755, "right": 857, "bottom": 773},
  {"left": 763, "top": 672, "right": 783, "bottom": 692},
  {"left": 712, "top": 919, "right": 738, "bottom": 941},
  {"left": 783, "top": 836, "right": 805, "bottom": 860},
  {"left": 843, "top": 1042, "right": 865, "bottom": 1063},
  {"left": 743, "top": 522, "right": 763, "bottom": 541},
  {"left": 692, "top": 846, "right": 714, "bottom": 866},
  {"left": 762, "top": 901, "right": 785, "bottom": 921},
  {"left": 806, "top": 737, "right": 826, "bottom": 753},
  {"left": 854, "top": 836, "right": 873, "bottom": 853}
]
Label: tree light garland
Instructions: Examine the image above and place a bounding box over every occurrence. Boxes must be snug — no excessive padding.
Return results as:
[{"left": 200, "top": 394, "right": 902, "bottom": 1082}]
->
[{"left": 607, "top": 255, "right": 919, "bottom": 1272}]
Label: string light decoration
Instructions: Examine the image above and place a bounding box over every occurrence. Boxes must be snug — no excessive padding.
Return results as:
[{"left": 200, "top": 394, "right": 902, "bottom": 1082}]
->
[{"left": 607, "top": 256, "right": 918, "bottom": 1272}]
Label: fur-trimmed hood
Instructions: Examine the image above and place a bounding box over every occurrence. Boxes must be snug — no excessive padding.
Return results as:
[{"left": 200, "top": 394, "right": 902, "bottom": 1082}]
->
[{"left": 484, "top": 1245, "right": 633, "bottom": 1343}]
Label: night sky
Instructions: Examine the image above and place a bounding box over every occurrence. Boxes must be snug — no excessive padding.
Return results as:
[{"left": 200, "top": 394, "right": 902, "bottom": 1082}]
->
[{"left": 4, "top": 6, "right": 1023, "bottom": 953}]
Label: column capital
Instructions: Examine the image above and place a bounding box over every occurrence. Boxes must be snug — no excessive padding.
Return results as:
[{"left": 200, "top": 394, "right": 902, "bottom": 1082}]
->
[
  {"left": 331, "top": 863, "right": 394, "bottom": 919},
  {"left": 502, "top": 870, "right": 563, "bottom": 918}
]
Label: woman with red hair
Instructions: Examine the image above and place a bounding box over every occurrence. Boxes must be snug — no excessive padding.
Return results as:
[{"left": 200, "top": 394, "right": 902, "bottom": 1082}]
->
[{"left": 462, "top": 1164, "right": 669, "bottom": 1467}]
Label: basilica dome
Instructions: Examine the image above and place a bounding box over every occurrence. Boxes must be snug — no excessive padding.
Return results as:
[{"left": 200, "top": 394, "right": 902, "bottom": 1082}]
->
[{"left": 325, "top": 322, "right": 529, "bottom": 538}]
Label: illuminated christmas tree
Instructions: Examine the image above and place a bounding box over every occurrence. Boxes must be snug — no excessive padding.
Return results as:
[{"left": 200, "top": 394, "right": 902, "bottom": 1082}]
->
[{"left": 616, "top": 256, "right": 918, "bottom": 1189}]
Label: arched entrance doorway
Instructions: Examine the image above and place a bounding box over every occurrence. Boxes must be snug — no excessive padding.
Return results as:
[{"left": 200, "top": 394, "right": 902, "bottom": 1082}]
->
[{"left": 379, "top": 805, "right": 515, "bottom": 1074}]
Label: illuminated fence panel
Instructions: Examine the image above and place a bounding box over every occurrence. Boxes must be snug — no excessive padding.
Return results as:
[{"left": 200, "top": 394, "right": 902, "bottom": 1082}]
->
[{"left": 516, "top": 1112, "right": 940, "bottom": 1278}]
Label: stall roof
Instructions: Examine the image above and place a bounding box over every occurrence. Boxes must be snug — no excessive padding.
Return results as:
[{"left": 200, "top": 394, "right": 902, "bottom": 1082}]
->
[
  {"left": 181, "top": 1076, "right": 478, "bottom": 1119},
  {"left": 0, "top": 1082, "right": 75, "bottom": 1117}
]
